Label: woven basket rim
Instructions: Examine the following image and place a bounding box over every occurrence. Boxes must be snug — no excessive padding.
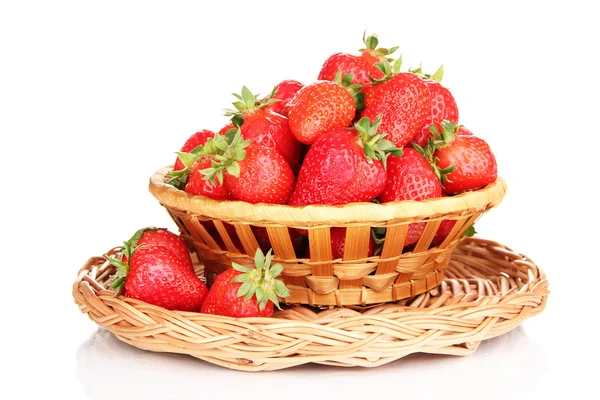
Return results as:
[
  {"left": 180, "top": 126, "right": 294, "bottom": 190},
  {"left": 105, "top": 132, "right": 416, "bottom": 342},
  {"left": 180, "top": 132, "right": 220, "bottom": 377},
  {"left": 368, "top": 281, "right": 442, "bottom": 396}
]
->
[{"left": 148, "top": 166, "right": 507, "bottom": 225}]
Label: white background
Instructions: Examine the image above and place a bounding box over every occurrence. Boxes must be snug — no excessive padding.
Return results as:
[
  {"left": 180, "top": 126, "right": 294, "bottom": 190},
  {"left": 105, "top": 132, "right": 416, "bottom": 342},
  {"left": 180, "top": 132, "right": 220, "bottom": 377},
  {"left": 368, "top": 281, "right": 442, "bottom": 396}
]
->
[{"left": 1, "top": 1, "right": 598, "bottom": 399}]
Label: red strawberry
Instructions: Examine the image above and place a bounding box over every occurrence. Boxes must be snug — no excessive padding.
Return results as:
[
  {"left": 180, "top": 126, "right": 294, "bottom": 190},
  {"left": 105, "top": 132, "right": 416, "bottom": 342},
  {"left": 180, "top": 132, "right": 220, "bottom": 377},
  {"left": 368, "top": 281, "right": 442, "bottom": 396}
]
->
[
  {"left": 425, "top": 121, "right": 497, "bottom": 194},
  {"left": 120, "top": 227, "right": 193, "bottom": 271},
  {"left": 432, "top": 221, "right": 477, "bottom": 246},
  {"left": 108, "top": 244, "right": 207, "bottom": 312},
  {"left": 201, "top": 249, "right": 290, "bottom": 317},
  {"left": 185, "top": 158, "right": 231, "bottom": 200},
  {"left": 264, "top": 80, "right": 304, "bottom": 117},
  {"left": 304, "top": 228, "right": 375, "bottom": 259},
  {"left": 318, "top": 33, "right": 396, "bottom": 85},
  {"left": 378, "top": 148, "right": 443, "bottom": 246},
  {"left": 287, "top": 74, "right": 359, "bottom": 145},
  {"left": 289, "top": 116, "right": 401, "bottom": 206},
  {"left": 361, "top": 60, "right": 431, "bottom": 148},
  {"left": 412, "top": 73, "right": 459, "bottom": 147},
  {"left": 224, "top": 145, "right": 295, "bottom": 204},
  {"left": 173, "top": 130, "right": 215, "bottom": 171},
  {"left": 224, "top": 86, "right": 302, "bottom": 170},
  {"left": 177, "top": 131, "right": 295, "bottom": 205}
]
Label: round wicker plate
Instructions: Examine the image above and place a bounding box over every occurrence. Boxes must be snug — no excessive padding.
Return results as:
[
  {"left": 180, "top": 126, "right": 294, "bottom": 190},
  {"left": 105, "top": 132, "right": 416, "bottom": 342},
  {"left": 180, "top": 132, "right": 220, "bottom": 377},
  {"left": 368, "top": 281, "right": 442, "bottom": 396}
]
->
[{"left": 73, "top": 237, "right": 548, "bottom": 371}]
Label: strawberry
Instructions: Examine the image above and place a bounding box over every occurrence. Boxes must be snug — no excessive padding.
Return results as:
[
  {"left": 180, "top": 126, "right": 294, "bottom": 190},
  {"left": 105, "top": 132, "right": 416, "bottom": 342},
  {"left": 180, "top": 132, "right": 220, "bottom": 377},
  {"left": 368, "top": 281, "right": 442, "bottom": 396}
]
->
[
  {"left": 304, "top": 227, "right": 375, "bottom": 259},
  {"left": 421, "top": 121, "right": 497, "bottom": 194},
  {"left": 110, "top": 245, "right": 207, "bottom": 311},
  {"left": 264, "top": 80, "right": 304, "bottom": 117},
  {"left": 185, "top": 158, "right": 231, "bottom": 200},
  {"left": 378, "top": 148, "right": 443, "bottom": 246},
  {"left": 361, "top": 59, "right": 432, "bottom": 148},
  {"left": 431, "top": 221, "right": 477, "bottom": 246},
  {"left": 318, "top": 33, "right": 396, "bottom": 85},
  {"left": 224, "top": 86, "right": 301, "bottom": 170},
  {"left": 173, "top": 130, "right": 215, "bottom": 171},
  {"left": 120, "top": 227, "right": 192, "bottom": 270},
  {"left": 289, "top": 116, "right": 402, "bottom": 206},
  {"left": 201, "top": 249, "right": 290, "bottom": 317},
  {"left": 409, "top": 66, "right": 459, "bottom": 148},
  {"left": 287, "top": 72, "right": 360, "bottom": 145},
  {"left": 224, "top": 145, "right": 295, "bottom": 204}
]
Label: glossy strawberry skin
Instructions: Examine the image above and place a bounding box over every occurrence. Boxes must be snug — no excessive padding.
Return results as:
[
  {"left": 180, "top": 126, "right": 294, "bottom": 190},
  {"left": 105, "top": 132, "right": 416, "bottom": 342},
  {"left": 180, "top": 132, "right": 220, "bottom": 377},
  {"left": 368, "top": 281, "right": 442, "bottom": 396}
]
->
[
  {"left": 435, "top": 134, "right": 497, "bottom": 194},
  {"left": 123, "top": 228, "right": 193, "bottom": 270},
  {"left": 174, "top": 130, "right": 215, "bottom": 171},
  {"left": 265, "top": 80, "right": 304, "bottom": 117},
  {"left": 378, "top": 148, "right": 443, "bottom": 246},
  {"left": 431, "top": 219, "right": 456, "bottom": 246},
  {"left": 125, "top": 245, "right": 208, "bottom": 311},
  {"left": 238, "top": 109, "right": 301, "bottom": 172},
  {"left": 224, "top": 145, "right": 295, "bottom": 204},
  {"left": 289, "top": 129, "right": 387, "bottom": 206},
  {"left": 361, "top": 73, "right": 431, "bottom": 147},
  {"left": 412, "top": 81, "right": 459, "bottom": 148},
  {"left": 318, "top": 53, "right": 384, "bottom": 85},
  {"left": 200, "top": 268, "right": 273, "bottom": 317},
  {"left": 287, "top": 81, "right": 355, "bottom": 145},
  {"left": 185, "top": 158, "right": 232, "bottom": 200}
]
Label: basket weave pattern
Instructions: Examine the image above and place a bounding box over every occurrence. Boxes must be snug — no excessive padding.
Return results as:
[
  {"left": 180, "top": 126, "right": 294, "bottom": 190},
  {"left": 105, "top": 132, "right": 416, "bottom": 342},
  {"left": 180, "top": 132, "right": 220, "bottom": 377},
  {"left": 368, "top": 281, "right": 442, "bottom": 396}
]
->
[
  {"left": 149, "top": 167, "right": 507, "bottom": 306},
  {"left": 73, "top": 238, "right": 548, "bottom": 371}
]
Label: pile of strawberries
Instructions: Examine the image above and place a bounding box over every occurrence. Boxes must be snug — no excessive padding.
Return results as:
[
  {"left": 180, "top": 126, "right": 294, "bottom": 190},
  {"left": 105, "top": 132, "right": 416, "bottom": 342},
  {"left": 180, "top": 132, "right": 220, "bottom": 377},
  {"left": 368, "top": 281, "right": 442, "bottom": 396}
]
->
[{"left": 108, "top": 33, "right": 498, "bottom": 318}]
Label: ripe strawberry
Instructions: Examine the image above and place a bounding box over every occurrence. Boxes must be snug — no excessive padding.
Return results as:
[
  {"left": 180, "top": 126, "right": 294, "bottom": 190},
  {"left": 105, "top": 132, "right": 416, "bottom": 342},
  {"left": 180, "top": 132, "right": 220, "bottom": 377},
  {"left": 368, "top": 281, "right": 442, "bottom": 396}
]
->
[
  {"left": 423, "top": 121, "right": 497, "bottom": 194},
  {"left": 224, "top": 86, "right": 301, "bottom": 170},
  {"left": 318, "top": 33, "right": 396, "bottom": 85},
  {"left": 287, "top": 73, "right": 360, "bottom": 145},
  {"left": 201, "top": 249, "right": 290, "bottom": 317},
  {"left": 431, "top": 221, "right": 477, "bottom": 246},
  {"left": 410, "top": 66, "right": 459, "bottom": 147},
  {"left": 289, "top": 116, "right": 402, "bottom": 206},
  {"left": 173, "top": 130, "right": 215, "bottom": 171},
  {"left": 361, "top": 59, "right": 431, "bottom": 148},
  {"left": 115, "top": 245, "right": 207, "bottom": 311},
  {"left": 264, "top": 80, "right": 304, "bottom": 117},
  {"left": 304, "top": 227, "right": 375, "bottom": 259},
  {"left": 224, "top": 145, "right": 295, "bottom": 204},
  {"left": 185, "top": 158, "right": 231, "bottom": 200},
  {"left": 378, "top": 148, "right": 443, "bottom": 246},
  {"left": 120, "top": 227, "right": 193, "bottom": 270}
]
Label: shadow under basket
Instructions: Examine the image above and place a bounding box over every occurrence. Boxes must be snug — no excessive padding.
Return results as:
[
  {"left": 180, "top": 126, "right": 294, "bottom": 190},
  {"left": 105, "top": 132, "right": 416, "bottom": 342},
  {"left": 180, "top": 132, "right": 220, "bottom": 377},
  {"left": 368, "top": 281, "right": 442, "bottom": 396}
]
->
[{"left": 149, "top": 166, "right": 507, "bottom": 307}]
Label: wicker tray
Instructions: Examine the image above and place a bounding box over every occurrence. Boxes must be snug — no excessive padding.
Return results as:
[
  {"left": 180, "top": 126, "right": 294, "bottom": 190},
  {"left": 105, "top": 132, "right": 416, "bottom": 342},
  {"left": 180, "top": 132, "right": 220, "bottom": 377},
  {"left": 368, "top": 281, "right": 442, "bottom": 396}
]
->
[{"left": 73, "top": 237, "right": 548, "bottom": 371}]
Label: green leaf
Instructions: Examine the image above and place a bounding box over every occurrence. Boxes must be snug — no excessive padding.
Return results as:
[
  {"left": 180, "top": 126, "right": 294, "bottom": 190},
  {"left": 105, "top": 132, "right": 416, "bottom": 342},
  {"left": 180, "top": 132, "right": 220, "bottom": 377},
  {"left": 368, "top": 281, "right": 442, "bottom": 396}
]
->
[
  {"left": 226, "top": 161, "right": 240, "bottom": 177},
  {"left": 237, "top": 281, "right": 253, "bottom": 299},
  {"left": 269, "top": 263, "right": 283, "bottom": 278},
  {"left": 274, "top": 280, "right": 290, "bottom": 298},
  {"left": 241, "top": 86, "right": 255, "bottom": 108},
  {"left": 342, "top": 73, "right": 353, "bottom": 87},
  {"left": 463, "top": 225, "right": 477, "bottom": 237},
  {"left": 175, "top": 152, "right": 199, "bottom": 168},
  {"left": 264, "top": 249, "right": 273, "bottom": 269},
  {"left": 256, "top": 287, "right": 266, "bottom": 304},
  {"left": 232, "top": 262, "right": 251, "bottom": 273},
  {"left": 254, "top": 248, "right": 265, "bottom": 270},
  {"left": 393, "top": 55, "right": 402, "bottom": 74},
  {"left": 104, "top": 255, "right": 129, "bottom": 274},
  {"left": 388, "top": 46, "right": 399, "bottom": 55},
  {"left": 430, "top": 64, "right": 444, "bottom": 82},
  {"left": 110, "top": 276, "right": 126, "bottom": 290},
  {"left": 268, "top": 292, "right": 281, "bottom": 310},
  {"left": 363, "top": 144, "right": 377, "bottom": 161}
]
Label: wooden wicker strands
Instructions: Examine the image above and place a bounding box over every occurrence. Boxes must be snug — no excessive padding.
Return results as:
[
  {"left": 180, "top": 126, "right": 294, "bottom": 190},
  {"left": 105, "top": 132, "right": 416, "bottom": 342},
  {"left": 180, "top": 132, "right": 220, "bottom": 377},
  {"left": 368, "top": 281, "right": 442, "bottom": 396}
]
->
[
  {"left": 148, "top": 167, "right": 508, "bottom": 306},
  {"left": 73, "top": 238, "right": 549, "bottom": 371}
]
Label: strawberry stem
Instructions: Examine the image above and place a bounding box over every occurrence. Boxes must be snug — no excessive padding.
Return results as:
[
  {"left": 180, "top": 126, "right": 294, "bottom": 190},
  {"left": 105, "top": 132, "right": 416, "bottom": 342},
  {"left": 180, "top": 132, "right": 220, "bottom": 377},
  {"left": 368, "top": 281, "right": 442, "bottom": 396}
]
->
[
  {"left": 232, "top": 248, "right": 290, "bottom": 311},
  {"left": 355, "top": 115, "right": 403, "bottom": 167},
  {"left": 412, "top": 120, "right": 458, "bottom": 183},
  {"left": 359, "top": 31, "right": 399, "bottom": 60}
]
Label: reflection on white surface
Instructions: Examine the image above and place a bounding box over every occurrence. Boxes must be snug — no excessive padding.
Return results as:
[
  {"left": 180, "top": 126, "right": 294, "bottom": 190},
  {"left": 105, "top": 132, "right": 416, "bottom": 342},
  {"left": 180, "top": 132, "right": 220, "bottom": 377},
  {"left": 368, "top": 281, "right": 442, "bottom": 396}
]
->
[{"left": 77, "top": 326, "right": 548, "bottom": 400}]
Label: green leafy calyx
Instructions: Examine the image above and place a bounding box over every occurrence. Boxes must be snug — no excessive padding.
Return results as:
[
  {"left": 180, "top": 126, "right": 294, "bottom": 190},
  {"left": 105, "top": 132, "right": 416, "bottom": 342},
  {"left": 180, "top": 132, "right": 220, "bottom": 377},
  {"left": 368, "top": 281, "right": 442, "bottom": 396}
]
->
[
  {"left": 355, "top": 115, "right": 403, "bottom": 167},
  {"left": 371, "top": 55, "right": 403, "bottom": 84},
  {"left": 333, "top": 69, "right": 364, "bottom": 111},
  {"left": 223, "top": 86, "right": 278, "bottom": 123},
  {"left": 412, "top": 120, "right": 459, "bottom": 183},
  {"left": 409, "top": 64, "right": 444, "bottom": 82},
  {"left": 359, "top": 31, "right": 399, "bottom": 61},
  {"left": 231, "top": 248, "right": 290, "bottom": 311}
]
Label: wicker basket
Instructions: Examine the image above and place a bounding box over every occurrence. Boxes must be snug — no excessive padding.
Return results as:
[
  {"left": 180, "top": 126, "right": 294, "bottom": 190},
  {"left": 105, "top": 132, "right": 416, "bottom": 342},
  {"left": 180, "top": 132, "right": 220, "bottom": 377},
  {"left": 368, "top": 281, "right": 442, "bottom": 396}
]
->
[
  {"left": 73, "top": 237, "right": 548, "bottom": 371},
  {"left": 149, "top": 166, "right": 507, "bottom": 306}
]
